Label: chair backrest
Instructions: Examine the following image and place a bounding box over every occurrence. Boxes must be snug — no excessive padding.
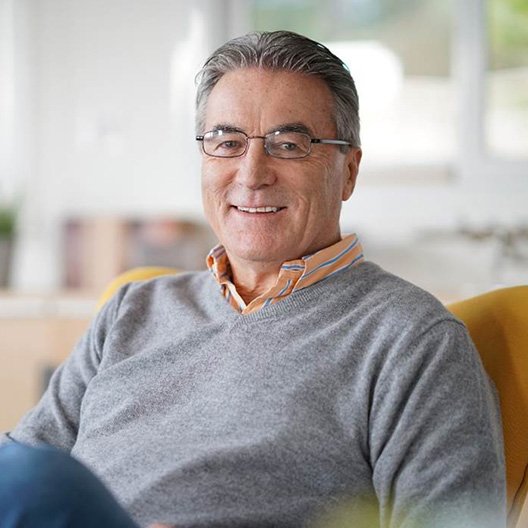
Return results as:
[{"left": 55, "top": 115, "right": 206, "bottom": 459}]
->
[
  {"left": 99, "top": 270, "right": 527, "bottom": 526},
  {"left": 448, "top": 286, "right": 528, "bottom": 528},
  {"left": 96, "top": 266, "right": 179, "bottom": 310}
]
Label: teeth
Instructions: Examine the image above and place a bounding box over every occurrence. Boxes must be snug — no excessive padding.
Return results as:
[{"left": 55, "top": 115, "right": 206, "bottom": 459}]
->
[{"left": 237, "top": 206, "right": 280, "bottom": 213}]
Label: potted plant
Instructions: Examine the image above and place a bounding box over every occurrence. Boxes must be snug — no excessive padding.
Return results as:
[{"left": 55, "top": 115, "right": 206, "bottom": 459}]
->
[{"left": 0, "top": 202, "right": 16, "bottom": 288}]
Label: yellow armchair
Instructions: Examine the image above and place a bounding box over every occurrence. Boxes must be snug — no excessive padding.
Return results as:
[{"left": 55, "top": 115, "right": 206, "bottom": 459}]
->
[
  {"left": 99, "top": 268, "right": 528, "bottom": 527},
  {"left": 448, "top": 286, "right": 528, "bottom": 527}
]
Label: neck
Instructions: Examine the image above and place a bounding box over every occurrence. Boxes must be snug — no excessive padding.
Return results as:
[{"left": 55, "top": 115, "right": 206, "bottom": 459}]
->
[{"left": 228, "top": 257, "right": 283, "bottom": 305}]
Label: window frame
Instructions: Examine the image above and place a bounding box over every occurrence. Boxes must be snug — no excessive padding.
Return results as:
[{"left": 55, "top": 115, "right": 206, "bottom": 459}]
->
[{"left": 455, "top": 0, "right": 527, "bottom": 184}]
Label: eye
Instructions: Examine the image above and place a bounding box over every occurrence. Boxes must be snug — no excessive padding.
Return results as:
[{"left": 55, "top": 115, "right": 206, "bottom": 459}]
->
[
  {"left": 277, "top": 141, "right": 300, "bottom": 151},
  {"left": 267, "top": 131, "right": 311, "bottom": 158},
  {"left": 216, "top": 139, "right": 243, "bottom": 152},
  {"left": 204, "top": 131, "right": 247, "bottom": 157}
]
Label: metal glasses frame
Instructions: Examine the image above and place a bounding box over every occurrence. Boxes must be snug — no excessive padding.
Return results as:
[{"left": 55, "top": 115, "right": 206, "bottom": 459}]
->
[{"left": 195, "top": 130, "right": 353, "bottom": 159}]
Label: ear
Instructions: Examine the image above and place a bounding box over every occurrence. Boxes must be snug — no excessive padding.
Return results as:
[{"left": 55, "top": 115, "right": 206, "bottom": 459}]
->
[{"left": 341, "top": 148, "right": 362, "bottom": 201}]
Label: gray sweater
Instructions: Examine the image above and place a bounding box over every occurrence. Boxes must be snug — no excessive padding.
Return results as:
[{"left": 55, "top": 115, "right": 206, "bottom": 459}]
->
[{"left": 5, "top": 262, "right": 505, "bottom": 528}]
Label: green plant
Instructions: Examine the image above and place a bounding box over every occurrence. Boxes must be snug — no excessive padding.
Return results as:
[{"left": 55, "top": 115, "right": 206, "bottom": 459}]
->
[{"left": 0, "top": 205, "right": 16, "bottom": 238}]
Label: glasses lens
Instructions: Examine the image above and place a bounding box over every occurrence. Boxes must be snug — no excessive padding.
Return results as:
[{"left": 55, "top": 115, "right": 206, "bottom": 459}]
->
[
  {"left": 266, "top": 131, "right": 311, "bottom": 159},
  {"left": 203, "top": 130, "right": 247, "bottom": 158}
]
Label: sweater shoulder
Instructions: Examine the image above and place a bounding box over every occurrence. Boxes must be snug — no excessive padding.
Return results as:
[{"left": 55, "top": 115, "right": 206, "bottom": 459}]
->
[
  {"left": 335, "top": 261, "right": 461, "bottom": 332},
  {"left": 105, "top": 270, "right": 227, "bottom": 323},
  {"left": 122, "top": 269, "right": 212, "bottom": 300}
]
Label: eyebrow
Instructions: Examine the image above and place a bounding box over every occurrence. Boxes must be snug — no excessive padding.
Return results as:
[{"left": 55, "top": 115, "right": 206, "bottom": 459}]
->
[
  {"left": 270, "top": 123, "right": 313, "bottom": 136},
  {"left": 211, "top": 124, "right": 245, "bottom": 133},
  {"left": 210, "top": 122, "right": 315, "bottom": 136}
]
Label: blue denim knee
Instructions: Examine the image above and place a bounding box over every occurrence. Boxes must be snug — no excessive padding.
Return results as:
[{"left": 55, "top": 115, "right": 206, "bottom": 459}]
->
[{"left": 0, "top": 442, "right": 139, "bottom": 528}]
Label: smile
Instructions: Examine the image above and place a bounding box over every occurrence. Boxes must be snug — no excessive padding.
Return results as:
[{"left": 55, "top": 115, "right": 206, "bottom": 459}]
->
[{"left": 235, "top": 206, "right": 284, "bottom": 214}]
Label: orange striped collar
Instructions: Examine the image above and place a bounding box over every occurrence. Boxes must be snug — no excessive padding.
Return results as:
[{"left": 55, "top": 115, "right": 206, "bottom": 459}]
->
[{"left": 206, "top": 234, "right": 364, "bottom": 315}]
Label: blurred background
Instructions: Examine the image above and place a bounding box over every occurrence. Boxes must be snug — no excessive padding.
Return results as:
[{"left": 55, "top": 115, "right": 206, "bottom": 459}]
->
[{"left": 0, "top": 0, "right": 527, "bottom": 428}]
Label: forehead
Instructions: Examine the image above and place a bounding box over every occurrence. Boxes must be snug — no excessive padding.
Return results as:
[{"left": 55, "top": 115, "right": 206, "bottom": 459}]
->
[{"left": 203, "top": 68, "right": 337, "bottom": 135}]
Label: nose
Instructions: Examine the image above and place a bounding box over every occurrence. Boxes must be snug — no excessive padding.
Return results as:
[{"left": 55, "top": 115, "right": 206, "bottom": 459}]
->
[{"left": 234, "top": 137, "right": 277, "bottom": 189}]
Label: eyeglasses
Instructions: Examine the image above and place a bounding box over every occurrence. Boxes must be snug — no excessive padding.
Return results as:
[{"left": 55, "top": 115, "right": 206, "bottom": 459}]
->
[{"left": 196, "top": 129, "right": 352, "bottom": 159}]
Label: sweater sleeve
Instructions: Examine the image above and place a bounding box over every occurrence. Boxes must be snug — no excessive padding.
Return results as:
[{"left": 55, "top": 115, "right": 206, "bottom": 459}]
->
[
  {"left": 1, "top": 289, "right": 125, "bottom": 451},
  {"left": 369, "top": 319, "right": 506, "bottom": 528}
]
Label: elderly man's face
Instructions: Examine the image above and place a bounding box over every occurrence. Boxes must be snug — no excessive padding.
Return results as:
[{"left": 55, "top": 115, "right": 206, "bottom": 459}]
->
[{"left": 200, "top": 68, "right": 361, "bottom": 268}]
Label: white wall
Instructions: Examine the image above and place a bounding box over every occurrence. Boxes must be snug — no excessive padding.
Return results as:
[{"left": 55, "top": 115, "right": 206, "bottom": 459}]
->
[{"left": 9, "top": 0, "right": 230, "bottom": 289}]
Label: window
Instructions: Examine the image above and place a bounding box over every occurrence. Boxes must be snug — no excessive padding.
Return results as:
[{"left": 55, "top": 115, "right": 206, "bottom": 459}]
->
[
  {"left": 231, "top": 0, "right": 528, "bottom": 180},
  {"left": 486, "top": 0, "right": 528, "bottom": 159}
]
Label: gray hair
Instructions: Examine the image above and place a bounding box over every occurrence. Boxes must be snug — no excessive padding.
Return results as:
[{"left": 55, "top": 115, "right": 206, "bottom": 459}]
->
[{"left": 195, "top": 30, "right": 361, "bottom": 148}]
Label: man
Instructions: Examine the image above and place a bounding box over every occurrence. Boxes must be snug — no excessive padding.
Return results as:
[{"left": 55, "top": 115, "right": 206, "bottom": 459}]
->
[{"left": 0, "top": 31, "right": 505, "bottom": 528}]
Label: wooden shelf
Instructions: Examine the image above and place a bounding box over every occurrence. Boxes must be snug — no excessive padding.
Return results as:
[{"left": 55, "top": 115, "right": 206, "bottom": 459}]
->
[
  {"left": 0, "top": 290, "right": 97, "bottom": 318},
  {"left": 0, "top": 292, "right": 96, "bottom": 432}
]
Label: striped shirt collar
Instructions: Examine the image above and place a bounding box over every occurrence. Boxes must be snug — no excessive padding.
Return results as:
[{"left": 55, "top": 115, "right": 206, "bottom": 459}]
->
[{"left": 206, "top": 234, "right": 364, "bottom": 315}]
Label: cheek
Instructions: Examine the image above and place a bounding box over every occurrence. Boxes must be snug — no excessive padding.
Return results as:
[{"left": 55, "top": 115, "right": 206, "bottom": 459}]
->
[
  {"left": 302, "top": 160, "right": 344, "bottom": 206},
  {"left": 201, "top": 173, "right": 223, "bottom": 226},
  {"left": 201, "top": 164, "right": 229, "bottom": 201},
  {"left": 285, "top": 165, "right": 333, "bottom": 215}
]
